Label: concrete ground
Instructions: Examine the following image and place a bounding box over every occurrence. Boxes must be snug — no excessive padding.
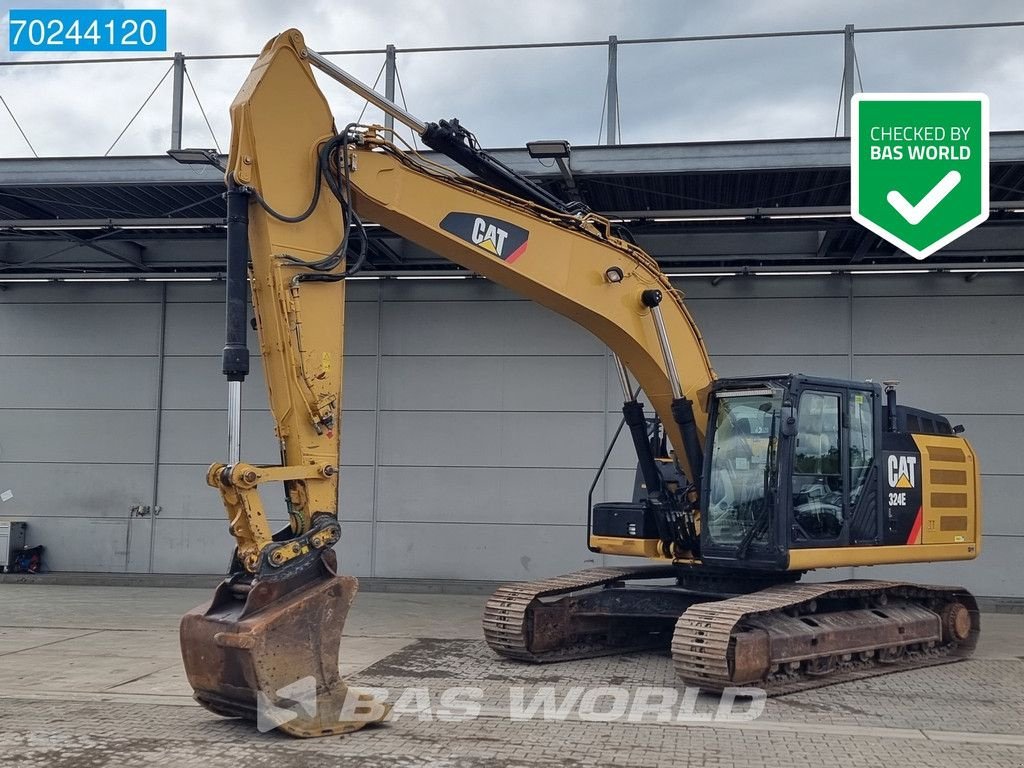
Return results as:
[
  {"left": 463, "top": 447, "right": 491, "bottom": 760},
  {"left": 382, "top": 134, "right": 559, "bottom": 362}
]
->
[{"left": 0, "top": 584, "right": 1022, "bottom": 767}]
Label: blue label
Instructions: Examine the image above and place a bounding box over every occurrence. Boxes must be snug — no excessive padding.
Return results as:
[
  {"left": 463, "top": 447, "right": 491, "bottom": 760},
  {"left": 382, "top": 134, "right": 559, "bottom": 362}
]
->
[{"left": 8, "top": 9, "right": 167, "bottom": 52}]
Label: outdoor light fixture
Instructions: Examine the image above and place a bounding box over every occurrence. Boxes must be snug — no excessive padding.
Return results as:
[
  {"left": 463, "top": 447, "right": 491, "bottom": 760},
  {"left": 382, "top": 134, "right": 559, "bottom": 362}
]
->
[
  {"left": 167, "top": 147, "right": 227, "bottom": 172},
  {"left": 849, "top": 269, "right": 930, "bottom": 275},
  {"left": 526, "top": 139, "right": 579, "bottom": 203},
  {"left": 604, "top": 266, "right": 624, "bottom": 283},
  {"left": 753, "top": 271, "right": 834, "bottom": 276},
  {"left": 63, "top": 278, "right": 132, "bottom": 282},
  {"left": 526, "top": 140, "right": 570, "bottom": 159},
  {"left": 663, "top": 271, "right": 738, "bottom": 278}
]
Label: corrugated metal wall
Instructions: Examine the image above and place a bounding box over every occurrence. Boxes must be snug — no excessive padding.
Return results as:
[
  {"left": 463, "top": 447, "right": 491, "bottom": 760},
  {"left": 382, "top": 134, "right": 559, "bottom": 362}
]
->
[{"left": 0, "top": 274, "right": 1019, "bottom": 596}]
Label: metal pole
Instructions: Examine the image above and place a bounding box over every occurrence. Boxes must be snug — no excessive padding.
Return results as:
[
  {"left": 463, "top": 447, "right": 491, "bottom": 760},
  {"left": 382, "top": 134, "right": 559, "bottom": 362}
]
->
[
  {"left": 227, "top": 381, "right": 242, "bottom": 464},
  {"left": 843, "top": 24, "right": 855, "bottom": 137},
  {"left": 641, "top": 290, "right": 683, "bottom": 399},
  {"left": 170, "top": 52, "right": 185, "bottom": 150},
  {"left": 384, "top": 44, "right": 396, "bottom": 133},
  {"left": 613, "top": 355, "right": 634, "bottom": 401},
  {"left": 303, "top": 48, "right": 427, "bottom": 134},
  {"left": 650, "top": 305, "right": 683, "bottom": 399},
  {"left": 606, "top": 35, "right": 618, "bottom": 145}
]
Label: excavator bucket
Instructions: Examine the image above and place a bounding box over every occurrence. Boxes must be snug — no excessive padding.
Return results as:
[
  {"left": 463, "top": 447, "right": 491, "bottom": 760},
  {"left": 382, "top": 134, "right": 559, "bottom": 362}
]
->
[{"left": 180, "top": 557, "right": 389, "bottom": 737}]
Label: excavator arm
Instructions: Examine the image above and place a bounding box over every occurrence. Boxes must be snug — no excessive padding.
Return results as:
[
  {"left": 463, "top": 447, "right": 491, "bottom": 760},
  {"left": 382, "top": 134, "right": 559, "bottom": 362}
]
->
[{"left": 181, "top": 28, "right": 719, "bottom": 736}]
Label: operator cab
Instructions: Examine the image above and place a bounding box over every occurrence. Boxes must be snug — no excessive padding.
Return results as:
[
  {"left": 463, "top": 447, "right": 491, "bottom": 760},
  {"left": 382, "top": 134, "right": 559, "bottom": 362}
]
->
[
  {"left": 700, "top": 374, "right": 884, "bottom": 570},
  {"left": 588, "top": 371, "right": 971, "bottom": 572}
]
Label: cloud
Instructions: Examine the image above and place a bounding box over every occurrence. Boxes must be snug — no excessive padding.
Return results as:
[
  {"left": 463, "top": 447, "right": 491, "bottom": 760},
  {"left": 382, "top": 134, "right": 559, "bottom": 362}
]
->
[{"left": 0, "top": 0, "right": 1023, "bottom": 157}]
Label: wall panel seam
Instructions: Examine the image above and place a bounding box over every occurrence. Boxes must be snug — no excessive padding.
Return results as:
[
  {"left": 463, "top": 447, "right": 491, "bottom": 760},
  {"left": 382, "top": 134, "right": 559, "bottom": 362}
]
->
[
  {"left": 148, "top": 282, "right": 167, "bottom": 574},
  {"left": 368, "top": 288, "right": 383, "bottom": 577}
]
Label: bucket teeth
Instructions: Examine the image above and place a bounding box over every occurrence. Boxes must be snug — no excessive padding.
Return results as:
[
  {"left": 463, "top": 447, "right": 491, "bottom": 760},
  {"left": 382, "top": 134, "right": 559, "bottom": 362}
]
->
[{"left": 180, "top": 570, "right": 389, "bottom": 737}]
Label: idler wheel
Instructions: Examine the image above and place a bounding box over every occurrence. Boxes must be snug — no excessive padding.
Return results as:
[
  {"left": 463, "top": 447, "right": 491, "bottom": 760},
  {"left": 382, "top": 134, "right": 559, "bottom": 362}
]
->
[{"left": 941, "top": 602, "right": 972, "bottom": 644}]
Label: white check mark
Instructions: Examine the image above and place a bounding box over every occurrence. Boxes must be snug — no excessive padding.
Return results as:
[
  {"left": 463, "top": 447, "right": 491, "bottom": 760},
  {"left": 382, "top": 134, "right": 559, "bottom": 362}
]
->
[{"left": 886, "top": 170, "right": 962, "bottom": 225}]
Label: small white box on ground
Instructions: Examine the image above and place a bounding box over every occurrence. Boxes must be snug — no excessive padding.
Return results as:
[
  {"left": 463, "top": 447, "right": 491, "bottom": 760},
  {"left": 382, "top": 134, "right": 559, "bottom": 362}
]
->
[{"left": 0, "top": 521, "right": 27, "bottom": 571}]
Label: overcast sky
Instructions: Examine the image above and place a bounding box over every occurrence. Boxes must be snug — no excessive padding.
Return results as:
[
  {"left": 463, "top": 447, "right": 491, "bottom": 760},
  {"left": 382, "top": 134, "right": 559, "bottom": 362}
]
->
[{"left": 1, "top": 1, "right": 1023, "bottom": 157}]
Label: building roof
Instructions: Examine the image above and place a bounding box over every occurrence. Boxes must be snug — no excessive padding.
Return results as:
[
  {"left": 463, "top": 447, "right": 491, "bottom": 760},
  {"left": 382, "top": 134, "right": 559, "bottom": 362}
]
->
[{"left": 3, "top": 132, "right": 1024, "bottom": 277}]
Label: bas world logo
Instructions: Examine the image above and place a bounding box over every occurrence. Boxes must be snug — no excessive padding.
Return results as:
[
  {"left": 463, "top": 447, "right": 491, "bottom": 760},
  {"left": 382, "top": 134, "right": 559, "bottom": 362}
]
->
[{"left": 255, "top": 680, "right": 766, "bottom": 732}]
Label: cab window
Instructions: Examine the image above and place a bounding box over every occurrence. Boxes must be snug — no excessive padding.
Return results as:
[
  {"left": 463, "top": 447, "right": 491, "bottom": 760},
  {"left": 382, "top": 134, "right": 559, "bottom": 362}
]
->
[
  {"left": 791, "top": 391, "right": 843, "bottom": 540},
  {"left": 849, "top": 391, "right": 874, "bottom": 506}
]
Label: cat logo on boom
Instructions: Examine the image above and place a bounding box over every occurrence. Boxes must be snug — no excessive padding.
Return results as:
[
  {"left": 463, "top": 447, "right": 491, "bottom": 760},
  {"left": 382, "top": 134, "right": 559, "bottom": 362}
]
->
[
  {"left": 471, "top": 218, "right": 508, "bottom": 256},
  {"left": 439, "top": 212, "right": 530, "bottom": 263},
  {"left": 887, "top": 454, "right": 917, "bottom": 489}
]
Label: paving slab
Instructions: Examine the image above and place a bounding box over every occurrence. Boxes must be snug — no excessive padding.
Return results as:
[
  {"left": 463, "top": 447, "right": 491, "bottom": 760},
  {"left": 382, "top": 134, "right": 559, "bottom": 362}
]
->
[
  {"left": 0, "top": 584, "right": 211, "bottom": 630},
  {"left": 0, "top": 583, "right": 1021, "bottom": 768},
  {"left": 0, "top": 626, "right": 97, "bottom": 655},
  {"left": 103, "top": 662, "right": 194, "bottom": 697},
  {"left": 973, "top": 612, "right": 1024, "bottom": 659},
  {"left": 20, "top": 628, "right": 183, "bottom": 659},
  {"left": 1, "top": 697, "right": 1022, "bottom": 768},
  {"left": 0, "top": 649, "right": 176, "bottom": 693}
]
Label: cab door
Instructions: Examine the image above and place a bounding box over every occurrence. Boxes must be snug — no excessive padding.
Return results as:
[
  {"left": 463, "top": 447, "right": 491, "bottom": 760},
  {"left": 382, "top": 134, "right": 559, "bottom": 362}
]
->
[
  {"left": 789, "top": 388, "right": 848, "bottom": 547},
  {"left": 788, "top": 385, "right": 880, "bottom": 549}
]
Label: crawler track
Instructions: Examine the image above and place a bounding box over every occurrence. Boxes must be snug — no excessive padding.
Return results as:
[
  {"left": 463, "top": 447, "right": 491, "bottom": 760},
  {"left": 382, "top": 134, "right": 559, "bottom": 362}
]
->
[
  {"left": 673, "top": 580, "right": 979, "bottom": 695},
  {"left": 483, "top": 565, "right": 680, "bottom": 662},
  {"left": 485, "top": 570, "right": 979, "bottom": 695}
]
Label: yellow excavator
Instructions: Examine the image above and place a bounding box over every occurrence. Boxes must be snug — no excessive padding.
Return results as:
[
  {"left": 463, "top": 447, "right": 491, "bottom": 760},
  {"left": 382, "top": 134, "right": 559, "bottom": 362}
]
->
[{"left": 180, "top": 29, "right": 981, "bottom": 737}]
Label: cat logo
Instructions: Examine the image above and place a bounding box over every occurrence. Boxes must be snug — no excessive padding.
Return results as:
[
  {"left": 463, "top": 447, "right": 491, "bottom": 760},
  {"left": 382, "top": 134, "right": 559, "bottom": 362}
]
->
[
  {"left": 887, "top": 454, "right": 917, "bottom": 488},
  {"left": 439, "top": 212, "right": 529, "bottom": 263},
  {"left": 471, "top": 218, "right": 508, "bottom": 255}
]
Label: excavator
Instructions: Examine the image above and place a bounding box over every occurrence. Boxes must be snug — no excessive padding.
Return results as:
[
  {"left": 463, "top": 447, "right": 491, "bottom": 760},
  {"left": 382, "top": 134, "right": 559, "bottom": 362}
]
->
[{"left": 179, "top": 29, "right": 982, "bottom": 737}]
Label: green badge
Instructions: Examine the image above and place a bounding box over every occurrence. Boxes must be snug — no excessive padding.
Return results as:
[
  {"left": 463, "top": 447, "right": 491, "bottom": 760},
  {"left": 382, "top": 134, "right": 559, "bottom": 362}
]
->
[{"left": 851, "top": 94, "right": 989, "bottom": 260}]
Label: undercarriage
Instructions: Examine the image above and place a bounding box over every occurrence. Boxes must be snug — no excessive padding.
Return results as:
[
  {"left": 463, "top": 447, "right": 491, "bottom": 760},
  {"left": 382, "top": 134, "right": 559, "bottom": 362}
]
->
[{"left": 484, "top": 566, "right": 979, "bottom": 694}]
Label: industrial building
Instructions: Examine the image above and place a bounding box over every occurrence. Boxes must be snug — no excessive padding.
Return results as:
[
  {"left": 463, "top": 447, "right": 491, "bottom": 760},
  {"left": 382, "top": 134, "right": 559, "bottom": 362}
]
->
[
  {"left": 3, "top": 14, "right": 1024, "bottom": 768},
  {"left": 1, "top": 134, "right": 1021, "bottom": 599}
]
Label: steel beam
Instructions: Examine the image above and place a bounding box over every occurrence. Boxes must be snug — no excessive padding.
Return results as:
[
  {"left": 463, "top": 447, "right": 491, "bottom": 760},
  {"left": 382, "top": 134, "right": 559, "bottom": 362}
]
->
[
  {"left": 0, "top": 217, "right": 225, "bottom": 229},
  {"left": 170, "top": 52, "right": 185, "bottom": 151},
  {"left": 34, "top": 229, "right": 152, "bottom": 270},
  {"left": 816, "top": 229, "right": 840, "bottom": 259},
  {"left": 605, "top": 36, "right": 618, "bottom": 145},
  {"left": 4, "top": 133, "right": 1024, "bottom": 186},
  {"left": 303, "top": 48, "right": 427, "bottom": 134},
  {"left": 384, "top": 45, "right": 396, "bottom": 134},
  {"left": 4, "top": 262, "right": 1024, "bottom": 281},
  {"left": 843, "top": 25, "right": 855, "bottom": 137},
  {"left": 606, "top": 200, "right": 1024, "bottom": 220},
  {"left": 607, "top": 205, "right": 850, "bottom": 220},
  {"left": 848, "top": 231, "right": 875, "bottom": 263},
  {"left": 0, "top": 155, "right": 227, "bottom": 185}
]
